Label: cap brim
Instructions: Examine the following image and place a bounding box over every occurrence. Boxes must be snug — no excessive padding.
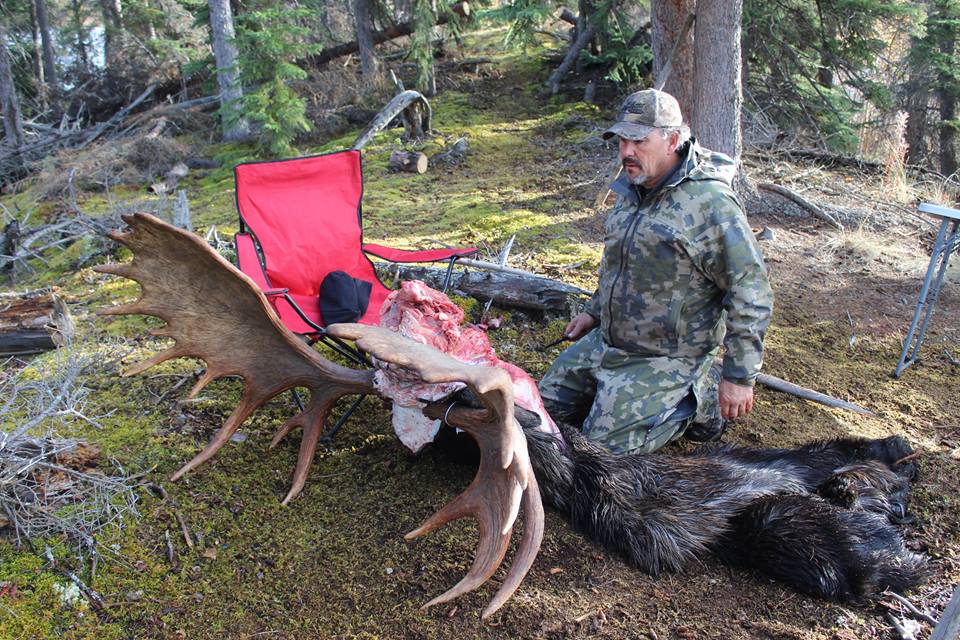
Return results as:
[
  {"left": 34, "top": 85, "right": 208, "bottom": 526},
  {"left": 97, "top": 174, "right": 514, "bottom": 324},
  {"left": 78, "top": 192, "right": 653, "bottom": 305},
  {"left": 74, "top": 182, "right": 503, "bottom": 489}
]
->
[{"left": 602, "top": 122, "right": 655, "bottom": 141}]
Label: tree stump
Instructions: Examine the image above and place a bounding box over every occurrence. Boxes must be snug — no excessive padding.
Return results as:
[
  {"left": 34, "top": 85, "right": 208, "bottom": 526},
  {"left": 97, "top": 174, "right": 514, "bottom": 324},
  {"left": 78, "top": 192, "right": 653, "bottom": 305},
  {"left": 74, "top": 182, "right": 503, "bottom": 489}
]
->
[
  {"left": 0, "top": 288, "right": 75, "bottom": 355},
  {"left": 389, "top": 150, "right": 429, "bottom": 174}
]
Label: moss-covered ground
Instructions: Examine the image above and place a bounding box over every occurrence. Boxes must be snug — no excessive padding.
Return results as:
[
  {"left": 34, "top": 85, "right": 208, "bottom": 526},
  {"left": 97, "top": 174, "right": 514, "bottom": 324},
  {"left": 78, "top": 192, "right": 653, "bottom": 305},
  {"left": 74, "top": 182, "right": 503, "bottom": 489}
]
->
[{"left": 1, "top": 28, "right": 958, "bottom": 640}]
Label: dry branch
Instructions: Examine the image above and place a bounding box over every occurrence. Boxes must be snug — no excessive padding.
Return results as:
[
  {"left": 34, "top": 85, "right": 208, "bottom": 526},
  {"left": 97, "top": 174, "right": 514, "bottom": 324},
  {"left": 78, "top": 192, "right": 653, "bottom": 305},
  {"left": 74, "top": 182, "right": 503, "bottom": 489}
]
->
[
  {"left": 305, "top": 1, "right": 470, "bottom": 67},
  {"left": 756, "top": 372, "right": 874, "bottom": 415},
  {"left": 352, "top": 90, "right": 433, "bottom": 150},
  {"left": 0, "top": 344, "right": 138, "bottom": 553},
  {"left": 546, "top": 10, "right": 600, "bottom": 95},
  {"left": 757, "top": 182, "right": 844, "bottom": 230}
]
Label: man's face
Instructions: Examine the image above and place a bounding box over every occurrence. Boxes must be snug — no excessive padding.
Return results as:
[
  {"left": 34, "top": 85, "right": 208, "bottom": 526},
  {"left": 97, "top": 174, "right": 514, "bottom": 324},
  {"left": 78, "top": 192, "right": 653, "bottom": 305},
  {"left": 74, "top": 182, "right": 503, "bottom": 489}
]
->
[{"left": 619, "top": 130, "right": 679, "bottom": 187}]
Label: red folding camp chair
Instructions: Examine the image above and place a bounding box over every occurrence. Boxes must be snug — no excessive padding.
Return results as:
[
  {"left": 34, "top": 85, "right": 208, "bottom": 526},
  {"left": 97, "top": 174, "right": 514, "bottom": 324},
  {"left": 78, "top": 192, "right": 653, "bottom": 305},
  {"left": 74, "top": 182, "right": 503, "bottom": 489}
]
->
[{"left": 233, "top": 149, "right": 477, "bottom": 439}]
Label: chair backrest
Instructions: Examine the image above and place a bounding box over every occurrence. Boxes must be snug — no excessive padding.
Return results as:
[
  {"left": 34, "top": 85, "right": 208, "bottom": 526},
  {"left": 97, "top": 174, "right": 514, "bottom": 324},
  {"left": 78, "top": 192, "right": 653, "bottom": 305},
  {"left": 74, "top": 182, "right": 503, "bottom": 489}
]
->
[{"left": 235, "top": 150, "right": 390, "bottom": 330}]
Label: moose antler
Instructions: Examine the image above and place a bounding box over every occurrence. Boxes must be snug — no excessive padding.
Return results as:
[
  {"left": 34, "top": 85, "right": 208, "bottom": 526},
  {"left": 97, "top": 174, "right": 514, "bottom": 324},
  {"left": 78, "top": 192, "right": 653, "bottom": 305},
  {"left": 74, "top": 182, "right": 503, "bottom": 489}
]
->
[
  {"left": 95, "top": 213, "right": 544, "bottom": 618},
  {"left": 327, "top": 323, "right": 544, "bottom": 620},
  {"left": 94, "top": 213, "right": 374, "bottom": 504}
]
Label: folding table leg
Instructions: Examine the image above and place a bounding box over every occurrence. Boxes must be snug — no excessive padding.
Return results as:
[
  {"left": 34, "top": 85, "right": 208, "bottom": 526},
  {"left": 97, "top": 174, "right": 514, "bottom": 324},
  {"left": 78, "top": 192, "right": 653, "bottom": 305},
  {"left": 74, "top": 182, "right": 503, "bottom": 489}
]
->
[{"left": 894, "top": 219, "right": 959, "bottom": 377}]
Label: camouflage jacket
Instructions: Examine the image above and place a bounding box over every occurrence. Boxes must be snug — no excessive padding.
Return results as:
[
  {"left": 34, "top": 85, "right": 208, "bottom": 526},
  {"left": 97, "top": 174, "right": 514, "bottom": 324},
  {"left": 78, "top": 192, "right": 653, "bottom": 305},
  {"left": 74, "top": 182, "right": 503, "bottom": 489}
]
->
[{"left": 584, "top": 139, "right": 773, "bottom": 385}]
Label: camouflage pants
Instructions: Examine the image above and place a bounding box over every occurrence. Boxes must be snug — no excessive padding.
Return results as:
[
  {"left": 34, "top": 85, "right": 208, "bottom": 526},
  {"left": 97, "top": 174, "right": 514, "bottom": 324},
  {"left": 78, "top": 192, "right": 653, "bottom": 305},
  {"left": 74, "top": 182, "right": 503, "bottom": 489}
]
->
[{"left": 538, "top": 328, "right": 720, "bottom": 454}]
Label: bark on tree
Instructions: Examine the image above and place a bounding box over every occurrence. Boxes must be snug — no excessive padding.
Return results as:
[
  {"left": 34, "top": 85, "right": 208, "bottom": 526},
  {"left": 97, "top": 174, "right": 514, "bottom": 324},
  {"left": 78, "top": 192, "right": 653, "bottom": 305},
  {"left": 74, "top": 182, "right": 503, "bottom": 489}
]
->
[
  {"left": 29, "top": 0, "right": 44, "bottom": 84},
  {"left": 651, "top": 0, "right": 695, "bottom": 117},
  {"left": 34, "top": 0, "right": 57, "bottom": 90},
  {"left": 0, "top": 26, "right": 26, "bottom": 150},
  {"left": 71, "top": 0, "right": 90, "bottom": 73},
  {"left": 938, "top": 21, "right": 958, "bottom": 176},
  {"left": 692, "top": 0, "right": 743, "bottom": 167},
  {"left": 905, "top": 65, "right": 931, "bottom": 168},
  {"left": 207, "top": 0, "right": 250, "bottom": 142},
  {"left": 354, "top": 0, "right": 382, "bottom": 88},
  {"left": 99, "top": 0, "right": 124, "bottom": 66}
]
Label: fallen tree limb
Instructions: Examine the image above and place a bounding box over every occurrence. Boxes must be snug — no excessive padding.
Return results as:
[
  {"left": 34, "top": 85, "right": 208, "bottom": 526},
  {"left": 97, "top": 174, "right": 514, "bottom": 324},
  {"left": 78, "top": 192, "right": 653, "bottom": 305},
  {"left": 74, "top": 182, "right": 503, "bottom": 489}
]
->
[
  {"left": 305, "top": 1, "right": 470, "bottom": 67},
  {"left": 757, "top": 182, "right": 844, "bottom": 230},
  {"left": 352, "top": 90, "right": 433, "bottom": 150},
  {"left": 546, "top": 11, "right": 599, "bottom": 95},
  {"left": 756, "top": 372, "right": 874, "bottom": 416},
  {"left": 78, "top": 83, "right": 157, "bottom": 149}
]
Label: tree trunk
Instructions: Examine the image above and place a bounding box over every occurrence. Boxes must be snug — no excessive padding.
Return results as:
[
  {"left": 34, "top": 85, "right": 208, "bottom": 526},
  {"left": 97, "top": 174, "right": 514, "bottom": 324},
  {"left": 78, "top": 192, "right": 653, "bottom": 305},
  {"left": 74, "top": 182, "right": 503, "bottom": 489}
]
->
[
  {"left": 29, "top": 0, "right": 44, "bottom": 85},
  {"left": 905, "top": 58, "right": 932, "bottom": 168},
  {"left": 0, "top": 26, "right": 26, "bottom": 150},
  {"left": 354, "top": 0, "right": 382, "bottom": 88},
  {"left": 938, "top": 12, "right": 958, "bottom": 177},
  {"left": 651, "top": 0, "right": 695, "bottom": 117},
  {"left": 99, "top": 0, "right": 124, "bottom": 67},
  {"left": 71, "top": 0, "right": 90, "bottom": 73},
  {"left": 692, "top": 0, "right": 743, "bottom": 165},
  {"left": 34, "top": 0, "right": 57, "bottom": 90},
  {"left": 207, "top": 0, "right": 250, "bottom": 141}
]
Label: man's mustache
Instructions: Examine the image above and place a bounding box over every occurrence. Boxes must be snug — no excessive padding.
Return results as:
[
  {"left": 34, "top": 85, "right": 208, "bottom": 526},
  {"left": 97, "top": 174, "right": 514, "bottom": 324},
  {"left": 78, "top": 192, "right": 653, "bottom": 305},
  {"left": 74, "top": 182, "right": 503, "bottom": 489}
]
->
[{"left": 622, "top": 158, "right": 641, "bottom": 168}]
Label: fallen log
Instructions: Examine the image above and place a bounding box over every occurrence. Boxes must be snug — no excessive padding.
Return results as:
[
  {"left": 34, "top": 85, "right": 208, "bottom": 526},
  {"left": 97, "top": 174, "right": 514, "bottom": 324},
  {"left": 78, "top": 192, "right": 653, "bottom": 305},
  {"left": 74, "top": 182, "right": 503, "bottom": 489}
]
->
[
  {"left": 376, "top": 263, "right": 589, "bottom": 312},
  {"left": 0, "top": 288, "right": 75, "bottom": 356},
  {"left": 389, "top": 150, "right": 428, "bottom": 174},
  {"left": 305, "top": 1, "right": 470, "bottom": 67},
  {"left": 352, "top": 90, "right": 432, "bottom": 150},
  {"left": 757, "top": 182, "right": 844, "bottom": 230}
]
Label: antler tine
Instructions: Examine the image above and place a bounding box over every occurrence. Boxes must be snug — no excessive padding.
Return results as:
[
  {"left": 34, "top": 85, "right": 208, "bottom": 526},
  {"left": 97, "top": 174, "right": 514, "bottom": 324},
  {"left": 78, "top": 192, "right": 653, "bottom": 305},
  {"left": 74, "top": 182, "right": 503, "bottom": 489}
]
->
[
  {"left": 327, "top": 323, "right": 544, "bottom": 620},
  {"left": 95, "top": 213, "right": 374, "bottom": 502}
]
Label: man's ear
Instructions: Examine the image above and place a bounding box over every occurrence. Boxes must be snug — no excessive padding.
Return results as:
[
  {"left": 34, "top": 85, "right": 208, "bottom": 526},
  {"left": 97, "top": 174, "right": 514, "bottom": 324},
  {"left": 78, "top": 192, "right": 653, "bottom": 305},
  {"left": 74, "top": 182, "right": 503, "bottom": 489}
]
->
[{"left": 668, "top": 130, "right": 681, "bottom": 153}]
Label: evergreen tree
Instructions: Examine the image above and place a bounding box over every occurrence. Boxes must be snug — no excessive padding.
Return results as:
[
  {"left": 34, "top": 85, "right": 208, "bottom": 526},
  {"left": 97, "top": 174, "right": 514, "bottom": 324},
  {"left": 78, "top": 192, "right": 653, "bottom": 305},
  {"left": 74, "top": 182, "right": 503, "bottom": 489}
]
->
[
  {"left": 742, "top": 0, "right": 914, "bottom": 151},
  {"left": 911, "top": 0, "right": 960, "bottom": 175}
]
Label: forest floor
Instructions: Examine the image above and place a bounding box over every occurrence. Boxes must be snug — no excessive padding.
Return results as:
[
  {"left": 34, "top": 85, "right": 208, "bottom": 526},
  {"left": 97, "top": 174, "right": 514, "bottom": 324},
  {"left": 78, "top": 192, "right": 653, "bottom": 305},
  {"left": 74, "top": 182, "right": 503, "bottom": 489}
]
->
[{"left": 1, "top": 29, "right": 958, "bottom": 640}]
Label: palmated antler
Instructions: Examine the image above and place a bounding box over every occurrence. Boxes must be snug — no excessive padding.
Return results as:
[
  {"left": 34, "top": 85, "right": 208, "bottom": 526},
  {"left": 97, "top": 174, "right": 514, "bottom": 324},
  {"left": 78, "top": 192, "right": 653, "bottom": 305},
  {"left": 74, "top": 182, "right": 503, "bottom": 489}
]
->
[
  {"left": 96, "top": 214, "right": 544, "bottom": 617},
  {"left": 94, "top": 213, "right": 374, "bottom": 504},
  {"left": 327, "top": 323, "right": 544, "bottom": 620}
]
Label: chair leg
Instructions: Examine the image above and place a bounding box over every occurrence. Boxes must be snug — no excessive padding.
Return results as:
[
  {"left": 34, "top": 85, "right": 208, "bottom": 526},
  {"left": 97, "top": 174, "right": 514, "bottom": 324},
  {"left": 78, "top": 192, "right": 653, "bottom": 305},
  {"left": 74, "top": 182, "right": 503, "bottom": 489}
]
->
[
  {"left": 441, "top": 257, "right": 459, "bottom": 293},
  {"left": 320, "top": 395, "right": 366, "bottom": 445},
  {"left": 290, "top": 388, "right": 305, "bottom": 411}
]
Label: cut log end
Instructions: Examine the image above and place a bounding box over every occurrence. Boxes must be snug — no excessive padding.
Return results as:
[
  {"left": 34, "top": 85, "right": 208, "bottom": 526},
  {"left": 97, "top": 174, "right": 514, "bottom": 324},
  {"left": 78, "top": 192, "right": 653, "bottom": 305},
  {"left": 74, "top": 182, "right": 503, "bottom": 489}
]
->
[{"left": 389, "top": 150, "right": 429, "bottom": 174}]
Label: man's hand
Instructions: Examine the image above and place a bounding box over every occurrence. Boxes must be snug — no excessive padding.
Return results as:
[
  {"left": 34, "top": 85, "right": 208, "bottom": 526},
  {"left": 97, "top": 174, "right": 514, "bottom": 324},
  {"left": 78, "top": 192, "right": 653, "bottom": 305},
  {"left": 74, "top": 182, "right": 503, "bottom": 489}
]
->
[
  {"left": 564, "top": 312, "right": 598, "bottom": 340},
  {"left": 718, "top": 379, "right": 754, "bottom": 420}
]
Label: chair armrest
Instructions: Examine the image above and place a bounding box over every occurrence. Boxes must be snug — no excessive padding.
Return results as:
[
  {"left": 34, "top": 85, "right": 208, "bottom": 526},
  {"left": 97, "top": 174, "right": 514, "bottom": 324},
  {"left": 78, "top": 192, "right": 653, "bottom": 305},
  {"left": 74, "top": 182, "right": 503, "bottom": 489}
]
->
[{"left": 362, "top": 243, "right": 477, "bottom": 263}]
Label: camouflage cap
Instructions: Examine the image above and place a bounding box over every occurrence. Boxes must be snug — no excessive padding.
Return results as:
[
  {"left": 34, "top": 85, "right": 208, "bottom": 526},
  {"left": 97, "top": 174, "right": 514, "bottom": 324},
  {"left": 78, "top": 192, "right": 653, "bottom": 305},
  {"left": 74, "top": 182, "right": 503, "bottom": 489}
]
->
[{"left": 602, "top": 89, "right": 684, "bottom": 141}]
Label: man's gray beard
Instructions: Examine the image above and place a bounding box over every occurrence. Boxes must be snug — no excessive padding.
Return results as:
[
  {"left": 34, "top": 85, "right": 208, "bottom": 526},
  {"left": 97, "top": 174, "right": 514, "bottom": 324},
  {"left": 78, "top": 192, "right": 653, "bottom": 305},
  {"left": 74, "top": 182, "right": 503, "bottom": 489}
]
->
[{"left": 629, "top": 172, "right": 648, "bottom": 186}]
